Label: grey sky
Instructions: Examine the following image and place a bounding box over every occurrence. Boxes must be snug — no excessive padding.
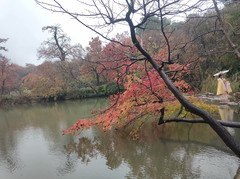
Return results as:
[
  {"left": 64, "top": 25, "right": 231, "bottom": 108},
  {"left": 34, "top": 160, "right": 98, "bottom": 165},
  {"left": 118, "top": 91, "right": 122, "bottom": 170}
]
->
[
  {"left": 0, "top": 0, "right": 201, "bottom": 67},
  {"left": 0, "top": 0, "right": 96, "bottom": 66}
]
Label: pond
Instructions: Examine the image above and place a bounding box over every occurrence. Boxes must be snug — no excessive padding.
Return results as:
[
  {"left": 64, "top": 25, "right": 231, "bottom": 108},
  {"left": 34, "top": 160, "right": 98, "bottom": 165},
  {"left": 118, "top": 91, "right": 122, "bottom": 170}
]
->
[{"left": 0, "top": 98, "right": 240, "bottom": 179}]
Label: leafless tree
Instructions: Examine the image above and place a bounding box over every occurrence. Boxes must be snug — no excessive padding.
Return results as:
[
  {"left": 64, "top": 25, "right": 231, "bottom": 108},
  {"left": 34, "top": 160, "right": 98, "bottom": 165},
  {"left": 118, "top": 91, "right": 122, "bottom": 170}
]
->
[
  {"left": 212, "top": 0, "right": 240, "bottom": 59},
  {"left": 38, "top": 25, "right": 84, "bottom": 61},
  {"left": 0, "top": 38, "right": 8, "bottom": 52},
  {"left": 35, "top": 0, "right": 240, "bottom": 157}
]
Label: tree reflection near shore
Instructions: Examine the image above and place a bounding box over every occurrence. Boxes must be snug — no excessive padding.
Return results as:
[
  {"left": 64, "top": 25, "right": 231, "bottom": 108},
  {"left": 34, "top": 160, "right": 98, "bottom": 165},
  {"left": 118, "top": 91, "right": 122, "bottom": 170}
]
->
[
  {"left": 61, "top": 123, "right": 239, "bottom": 178},
  {"left": 0, "top": 99, "right": 239, "bottom": 178}
]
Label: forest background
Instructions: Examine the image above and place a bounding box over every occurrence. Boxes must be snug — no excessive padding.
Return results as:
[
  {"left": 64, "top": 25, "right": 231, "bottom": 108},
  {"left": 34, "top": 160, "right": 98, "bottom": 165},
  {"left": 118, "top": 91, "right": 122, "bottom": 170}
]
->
[{"left": 0, "top": 1, "right": 239, "bottom": 105}]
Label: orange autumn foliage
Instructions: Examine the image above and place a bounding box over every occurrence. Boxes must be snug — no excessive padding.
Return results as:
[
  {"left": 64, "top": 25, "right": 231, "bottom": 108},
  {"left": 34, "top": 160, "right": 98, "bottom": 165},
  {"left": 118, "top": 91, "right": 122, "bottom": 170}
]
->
[
  {"left": 22, "top": 61, "right": 65, "bottom": 99},
  {"left": 63, "top": 53, "right": 193, "bottom": 135}
]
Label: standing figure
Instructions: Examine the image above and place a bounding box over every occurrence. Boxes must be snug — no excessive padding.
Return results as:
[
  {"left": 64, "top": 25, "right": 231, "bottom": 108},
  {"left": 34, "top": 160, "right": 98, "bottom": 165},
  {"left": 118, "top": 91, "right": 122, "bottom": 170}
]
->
[{"left": 217, "top": 74, "right": 232, "bottom": 102}]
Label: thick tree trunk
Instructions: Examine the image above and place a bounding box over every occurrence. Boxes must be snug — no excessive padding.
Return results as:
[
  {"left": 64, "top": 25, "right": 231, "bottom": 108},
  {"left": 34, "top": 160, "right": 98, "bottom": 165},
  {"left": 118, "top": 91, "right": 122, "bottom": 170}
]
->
[
  {"left": 1, "top": 79, "right": 5, "bottom": 97},
  {"left": 158, "top": 70, "right": 240, "bottom": 157},
  {"left": 96, "top": 72, "right": 100, "bottom": 86},
  {"left": 126, "top": 10, "right": 240, "bottom": 158},
  {"left": 35, "top": 0, "right": 240, "bottom": 158},
  {"left": 54, "top": 26, "right": 66, "bottom": 61},
  {"left": 163, "top": 118, "right": 240, "bottom": 128}
]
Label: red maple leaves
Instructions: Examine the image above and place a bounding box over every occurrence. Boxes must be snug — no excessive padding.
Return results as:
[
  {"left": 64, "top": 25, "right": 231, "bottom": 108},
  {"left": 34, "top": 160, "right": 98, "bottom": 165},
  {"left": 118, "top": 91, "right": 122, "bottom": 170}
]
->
[{"left": 63, "top": 46, "right": 192, "bottom": 135}]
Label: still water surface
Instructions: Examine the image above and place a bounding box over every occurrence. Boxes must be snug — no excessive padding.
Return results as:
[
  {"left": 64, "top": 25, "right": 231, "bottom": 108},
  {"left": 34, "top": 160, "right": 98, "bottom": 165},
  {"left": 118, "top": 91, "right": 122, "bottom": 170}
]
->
[{"left": 0, "top": 98, "right": 240, "bottom": 179}]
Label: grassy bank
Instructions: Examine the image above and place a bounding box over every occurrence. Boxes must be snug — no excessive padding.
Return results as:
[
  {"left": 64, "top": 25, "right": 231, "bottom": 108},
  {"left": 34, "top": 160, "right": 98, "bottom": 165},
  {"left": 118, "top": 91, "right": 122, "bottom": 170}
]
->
[{"left": 0, "top": 82, "right": 124, "bottom": 107}]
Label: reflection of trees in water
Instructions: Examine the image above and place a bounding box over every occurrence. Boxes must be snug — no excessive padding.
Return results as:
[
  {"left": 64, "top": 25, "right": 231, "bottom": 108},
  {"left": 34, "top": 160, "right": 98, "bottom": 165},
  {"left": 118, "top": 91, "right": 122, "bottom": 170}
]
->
[
  {"left": 65, "top": 137, "right": 97, "bottom": 164},
  {"left": 0, "top": 98, "right": 108, "bottom": 174},
  {"left": 0, "top": 104, "right": 68, "bottom": 173},
  {"left": 56, "top": 152, "right": 78, "bottom": 175},
  {"left": 0, "top": 100, "right": 239, "bottom": 177},
  {"left": 0, "top": 150, "right": 20, "bottom": 174},
  {"left": 61, "top": 119, "right": 240, "bottom": 178},
  {"left": 0, "top": 114, "right": 22, "bottom": 173},
  {"left": 62, "top": 128, "right": 202, "bottom": 178}
]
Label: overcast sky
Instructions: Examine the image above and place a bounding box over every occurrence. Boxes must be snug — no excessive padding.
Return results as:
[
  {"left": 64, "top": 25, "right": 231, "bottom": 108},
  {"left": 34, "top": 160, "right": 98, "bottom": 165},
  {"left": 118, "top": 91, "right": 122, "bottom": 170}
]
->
[
  {"left": 0, "top": 0, "right": 204, "bottom": 67},
  {"left": 0, "top": 0, "right": 97, "bottom": 66}
]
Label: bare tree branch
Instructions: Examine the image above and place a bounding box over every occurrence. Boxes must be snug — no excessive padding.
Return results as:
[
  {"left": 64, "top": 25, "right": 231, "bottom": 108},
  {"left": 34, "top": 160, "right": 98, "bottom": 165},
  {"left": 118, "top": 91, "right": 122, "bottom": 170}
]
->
[
  {"left": 162, "top": 118, "right": 240, "bottom": 128},
  {"left": 212, "top": 0, "right": 240, "bottom": 59},
  {"left": 35, "top": 0, "right": 240, "bottom": 157}
]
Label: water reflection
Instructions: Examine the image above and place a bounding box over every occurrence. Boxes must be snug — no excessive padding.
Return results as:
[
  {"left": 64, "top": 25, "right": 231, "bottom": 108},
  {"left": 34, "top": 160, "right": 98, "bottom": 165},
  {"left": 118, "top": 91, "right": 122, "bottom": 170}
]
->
[
  {"left": 0, "top": 99, "right": 239, "bottom": 178},
  {"left": 219, "top": 105, "right": 234, "bottom": 121},
  {"left": 218, "top": 105, "right": 237, "bottom": 135},
  {"left": 0, "top": 98, "right": 112, "bottom": 178},
  {"left": 62, "top": 127, "right": 239, "bottom": 178}
]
